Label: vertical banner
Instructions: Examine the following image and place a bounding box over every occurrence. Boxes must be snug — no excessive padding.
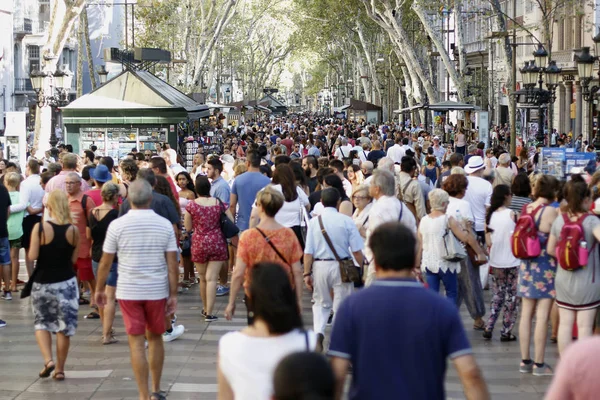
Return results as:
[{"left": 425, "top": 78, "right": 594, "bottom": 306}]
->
[{"left": 478, "top": 111, "right": 489, "bottom": 149}]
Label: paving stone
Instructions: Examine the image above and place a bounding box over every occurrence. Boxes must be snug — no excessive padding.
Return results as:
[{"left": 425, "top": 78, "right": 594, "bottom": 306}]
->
[{"left": 0, "top": 268, "right": 558, "bottom": 399}]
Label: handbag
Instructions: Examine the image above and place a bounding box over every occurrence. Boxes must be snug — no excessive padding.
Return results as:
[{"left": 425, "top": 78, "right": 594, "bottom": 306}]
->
[
  {"left": 217, "top": 198, "right": 240, "bottom": 239},
  {"left": 21, "top": 221, "right": 45, "bottom": 299},
  {"left": 318, "top": 216, "right": 360, "bottom": 284},
  {"left": 466, "top": 244, "right": 487, "bottom": 266},
  {"left": 441, "top": 216, "right": 467, "bottom": 262}
]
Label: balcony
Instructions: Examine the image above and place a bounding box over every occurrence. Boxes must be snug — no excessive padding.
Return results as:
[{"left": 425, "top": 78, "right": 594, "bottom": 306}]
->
[
  {"left": 14, "top": 18, "right": 50, "bottom": 37},
  {"left": 14, "top": 78, "right": 34, "bottom": 93},
  {"left": 464, "top": 41, "right": 488, "bottom": 54},
  {"left": 14, "top": 18, "right": 33, "bottom": 36}
]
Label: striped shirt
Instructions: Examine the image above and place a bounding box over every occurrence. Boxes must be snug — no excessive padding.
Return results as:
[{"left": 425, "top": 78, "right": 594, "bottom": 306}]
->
[
  {"left": 509, "top": 196, "right": 532, "bottom": 216},
  {"left": 103, "top": 209, "right": 178, "bottom": 300}
]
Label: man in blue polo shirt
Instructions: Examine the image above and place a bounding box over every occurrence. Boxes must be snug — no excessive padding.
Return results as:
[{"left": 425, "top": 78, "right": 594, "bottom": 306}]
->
[{"left": 328, "top": 222, "right": 489, "bottom": 400}]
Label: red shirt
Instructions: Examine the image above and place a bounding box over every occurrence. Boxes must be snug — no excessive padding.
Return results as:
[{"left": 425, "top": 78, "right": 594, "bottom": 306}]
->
[
  {"left": 281, "top": 138, "right": 294, "bottom": 155},
  {"left": 166, "top": 176, "right": 180, "bottom": 201},
  {"left": 68, "top": 191, "right": 96, "bottom": 259},
  {"left": 86, "top": 189, "right": 102, "bottom": 208}
]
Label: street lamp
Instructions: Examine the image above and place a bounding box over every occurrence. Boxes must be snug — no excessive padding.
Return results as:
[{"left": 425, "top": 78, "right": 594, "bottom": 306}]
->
[
  {"left": 515, "top": 45, "right": 560, "bottom": 145},
  {"left": 533, "top": 44, "right": 548, "bottom": 70},
  {"left": 30, "top": 66, "right": 73, "bottom": 108},
  {"left": 30, "top": 65, "right": 73, "bottom": 150},
  {"left": 575, "top": 42, "right": 600, "bottom": 150},
  {"left": 97, "top": 65, "right": 109, "bottom": 85}
]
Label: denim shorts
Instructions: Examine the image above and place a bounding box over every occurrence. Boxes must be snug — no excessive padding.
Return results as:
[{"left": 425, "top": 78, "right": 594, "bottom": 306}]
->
[
  {"left": 0, "top": 237, "right": 11, "bottom": 265},
  {"left": 91, "top": 260, "right": 118, "bottom": 287}
]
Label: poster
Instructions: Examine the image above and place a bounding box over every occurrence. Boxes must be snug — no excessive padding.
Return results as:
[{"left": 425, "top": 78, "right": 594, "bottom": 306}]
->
[
  {"left": 540, "top": 148, "right": 566, "bottom": 178},
  {"left": 565, "top": 152, "right": 596, "bottom": 175},
  {"left": 478, "top": 112, "right": 489, "bottom": 149}
]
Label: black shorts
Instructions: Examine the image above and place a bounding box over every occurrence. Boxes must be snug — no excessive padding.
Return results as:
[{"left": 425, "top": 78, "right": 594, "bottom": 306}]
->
[{"left": 22, "top": 214, "right": 42, "bottom": 250}]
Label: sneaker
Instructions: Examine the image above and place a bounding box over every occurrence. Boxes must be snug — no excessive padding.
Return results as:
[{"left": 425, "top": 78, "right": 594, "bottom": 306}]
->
[
  {"left": 216, "top": 285, "right": 230, "bottom": 297},
  {"left": 0, "top": 319, "right": 6, "bottom": 328},
  {"left": 201, "top": 310, "right": 207, "bottom": 318},
  {"left": 327, "top": 311, "right": 334, "bottom": 326},
  {"left": 163, "top": 324, "right": 185, "bottom": 342},
  {"left": 533, "top": 363, "right": 554, "bottom": 377},
  {"left": 519, "top": 361, "right": 533, "bottom": 374},
  {"left": 205, "top": 314, "right": 218, "bottom": 322},
  {"left": 2, "top": 291, "right": 12, "bottom": 301}
]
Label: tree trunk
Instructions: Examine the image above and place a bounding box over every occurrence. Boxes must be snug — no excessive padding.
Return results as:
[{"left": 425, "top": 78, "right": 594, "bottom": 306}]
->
[
  {"left": 356, "top": 22, "right": 382, "bottom": 104},
  {"left": 77, "top": 15, "right": 83, "bottom": 98},
  {"left": 191, "top": 0, "right": 237, "bottom": 91},
  {"left": 83, "top": 8, "right": 95, "bottom": 90},
  {"left": 489, "top": 0, "right": 516, "bottom": 155},
  {"left": 34, "top": 0, "right": 87, "bottom": 158},
  {"left": 412, "top": 1, "right": 466, "bottom": 101}
]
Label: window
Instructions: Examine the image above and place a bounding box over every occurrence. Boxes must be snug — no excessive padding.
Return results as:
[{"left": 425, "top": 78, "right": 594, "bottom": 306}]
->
[
  {"left": 28, "top": 45, "right": 40, "bottom": 73},
  {"left": 558, "top": 19, "right": 564, "bottom": 50}
]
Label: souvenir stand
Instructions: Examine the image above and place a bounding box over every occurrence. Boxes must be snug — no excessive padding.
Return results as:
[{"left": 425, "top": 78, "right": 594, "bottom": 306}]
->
[{"left": 61, "top": 69, "right": 209, "bottom": 157}]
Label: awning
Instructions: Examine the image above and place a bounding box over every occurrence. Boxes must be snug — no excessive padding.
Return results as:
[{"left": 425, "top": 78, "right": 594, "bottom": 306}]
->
[
  {"left": 205, "top": 102, "right": 232, "bottom": 112},
  {"left": 426, "top": 101, "right": 481, "bottom": 111},
  {"left": 333, "top": 105, "right": 350, "bottom": 112},
  {"left": 393, "top": 104, "right": 425, "bottom": 113},
  {"left": 256, "top": 105, "right": 271, "bottom": 112}
]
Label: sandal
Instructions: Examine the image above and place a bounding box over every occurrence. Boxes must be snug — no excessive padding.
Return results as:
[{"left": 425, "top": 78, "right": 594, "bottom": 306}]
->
[
  {"left": 501, "top": 333, "right": 518, "bottom": 342},
  {"left": 482, "top": 329, "right": 492, "bottom": 340},
  {"left": 550, "top": 336, "right": 557, "bottom": 344},
  {"left": 52, "top": 371, "right": 65, "bottom": 381},
  {"left": 473, "top": 322, "right": 485, "bottom": 331},
  {"left": 150, "top": 392, "right": 166, "bottom": 400},
  {"left": 102, "top": 335, "right": 119, "bottom": 345},
  {"left": 85, "top": 311, "right": 100, "bottom": 319},
  {"left": 39, "top": 360, "right": 55, "bottom": 378},
  {"left": 78, "top": 297, "right": 90, "bottom": 305}
]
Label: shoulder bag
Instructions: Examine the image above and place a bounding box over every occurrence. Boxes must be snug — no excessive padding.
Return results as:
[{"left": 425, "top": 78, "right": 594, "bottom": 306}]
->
[
  {"left": 21, "top": 222, "right": 47, "bottom": 299},
  {"left": 398, "top": 178, "right": 418, "bottom": 220},
  {"left": 216, "top": 198, "right": 240, "bottom": 239},
  {"left": 317, "top": 216, "right": 360, "bottom": 284},
  {"left": 256, "top": 227, "right": 296, "bottom": 288},
  {"left": 441, "top": 216, "right": 467, "bottom": 262}
]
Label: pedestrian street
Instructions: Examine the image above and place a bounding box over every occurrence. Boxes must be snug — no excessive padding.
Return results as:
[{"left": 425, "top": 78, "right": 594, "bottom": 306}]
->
[{"left": 0, "top": 269, "right": 558, "bottom": 400}]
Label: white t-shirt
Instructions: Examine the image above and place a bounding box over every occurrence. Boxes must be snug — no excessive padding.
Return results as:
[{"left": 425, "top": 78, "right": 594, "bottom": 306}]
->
[
  {"left": 445, "top": 197, "right": 475, "bottom": 226},
  {"left": 488, "top": 208, "right": 520, "bottom": 268},
  {"left": 353, "top": 145, "right": 369, "bottom": 162},
  {"left": 271, "top": 184, "right": 309, "bottom": 227},
  {"left": 335, "top": 145, "right": 353, "bottom": 160},
  {"left": 219, "top": 330, "right": 317, "bottom": 400},
  {"left": 464, "top": 176, "right": 493, "bottom": 232}
]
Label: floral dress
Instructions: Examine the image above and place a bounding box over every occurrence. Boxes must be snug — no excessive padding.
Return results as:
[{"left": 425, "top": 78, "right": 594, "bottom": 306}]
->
[
  {"left": 186, "top": 200, "right": 228, "bottom": 264},
  {"left": 518, "top": 230, "right": 557, "bottom": 299}
]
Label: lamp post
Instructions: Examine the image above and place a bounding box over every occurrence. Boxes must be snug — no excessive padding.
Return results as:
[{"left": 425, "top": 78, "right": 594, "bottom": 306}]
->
[
  {"left": 575, "top": 39, "right": 600, "bottom": 150},
  {"left": 514, "top": 44, "right": 560, "bottom": 146},
  {"left": 30, "top": 65, "right": 73, "bottom": 151},
  {"left": 97, "top": 65, "right": 109, "bottom": 85}
]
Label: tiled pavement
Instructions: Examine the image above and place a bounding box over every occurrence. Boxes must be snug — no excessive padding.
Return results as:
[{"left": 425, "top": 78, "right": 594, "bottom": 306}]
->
[{"left": 0, "top": 273, "right": 558, "bottom": 399}]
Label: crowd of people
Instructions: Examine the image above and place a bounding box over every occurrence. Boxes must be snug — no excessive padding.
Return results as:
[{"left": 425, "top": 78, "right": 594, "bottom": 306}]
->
[{"left": 1, "top": 115, "right": 600, "bottom": 399}]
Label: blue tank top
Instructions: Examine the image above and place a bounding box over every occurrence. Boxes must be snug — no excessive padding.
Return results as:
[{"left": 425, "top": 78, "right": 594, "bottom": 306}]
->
[{"left": 425, "top": 166, "right": 438, "bottom": 185}]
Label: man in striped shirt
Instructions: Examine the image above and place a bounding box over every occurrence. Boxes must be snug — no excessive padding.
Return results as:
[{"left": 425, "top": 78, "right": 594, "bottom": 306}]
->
[{"left": 95, "top": 180, "right": 179, "bottom": 400}]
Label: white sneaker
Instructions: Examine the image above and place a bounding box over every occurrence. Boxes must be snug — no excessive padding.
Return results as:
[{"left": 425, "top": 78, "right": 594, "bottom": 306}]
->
[{"left": 163, "top": 324, "right": 184, "bottom": 342}]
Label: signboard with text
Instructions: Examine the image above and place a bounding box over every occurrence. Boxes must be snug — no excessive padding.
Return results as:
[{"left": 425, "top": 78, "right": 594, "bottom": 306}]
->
[{"left": 540, "top": 148, "right": 566, "bottom": 178}]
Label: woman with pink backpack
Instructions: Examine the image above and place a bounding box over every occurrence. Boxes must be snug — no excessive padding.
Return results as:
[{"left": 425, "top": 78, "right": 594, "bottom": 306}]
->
[
  {"left": 516, "top": 175, "right": 559, "bottom": 377},
  {"left": 547, "top": 175, "right": 600, "bottom": 355}
]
